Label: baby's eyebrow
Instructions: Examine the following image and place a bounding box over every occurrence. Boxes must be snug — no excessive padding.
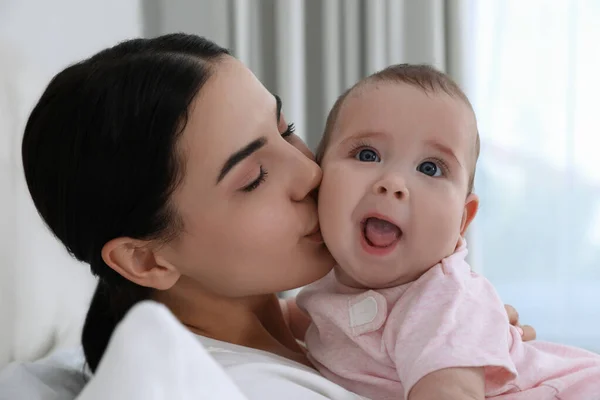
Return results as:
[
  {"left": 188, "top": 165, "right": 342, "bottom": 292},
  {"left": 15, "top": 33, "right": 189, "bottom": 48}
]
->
[
  {"left": 425, "top": 140, "right": 461, "bottom": 166},
  {"left": 338, "top": 131, "right": 388, "bottom": 146}
]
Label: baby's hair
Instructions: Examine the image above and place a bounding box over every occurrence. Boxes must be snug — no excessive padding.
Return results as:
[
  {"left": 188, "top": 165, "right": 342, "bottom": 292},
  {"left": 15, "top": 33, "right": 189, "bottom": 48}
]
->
[{"left": 316, "top": 64, "right": 480, "bottom": 193}]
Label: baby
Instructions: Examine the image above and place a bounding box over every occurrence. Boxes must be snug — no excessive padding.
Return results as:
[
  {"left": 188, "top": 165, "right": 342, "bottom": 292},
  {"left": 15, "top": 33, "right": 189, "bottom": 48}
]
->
[{"left": 297, "top": 64, "right": 600, "bottom": 400}]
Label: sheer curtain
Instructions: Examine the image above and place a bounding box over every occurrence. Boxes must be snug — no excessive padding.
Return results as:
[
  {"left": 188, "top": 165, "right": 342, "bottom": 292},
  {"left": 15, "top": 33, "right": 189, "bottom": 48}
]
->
[
  {"left": 145, "top": 0, "right": 456, "bottom": 149},
  {"left": 468, "top": 0, "right": 600, "bottom": 352}
]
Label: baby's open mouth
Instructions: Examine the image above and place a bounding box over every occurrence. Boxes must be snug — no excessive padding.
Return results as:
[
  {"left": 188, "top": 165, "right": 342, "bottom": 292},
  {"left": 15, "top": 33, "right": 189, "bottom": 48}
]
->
[{"left": 361, "top": 217, "right": 402, "bottom": 248}]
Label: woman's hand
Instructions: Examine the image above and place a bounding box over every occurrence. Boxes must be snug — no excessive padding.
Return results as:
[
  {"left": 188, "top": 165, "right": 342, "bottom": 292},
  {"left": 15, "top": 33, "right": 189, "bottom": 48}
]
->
[{"left": 505, "top": 304, "right": 536, "bottom": 341}]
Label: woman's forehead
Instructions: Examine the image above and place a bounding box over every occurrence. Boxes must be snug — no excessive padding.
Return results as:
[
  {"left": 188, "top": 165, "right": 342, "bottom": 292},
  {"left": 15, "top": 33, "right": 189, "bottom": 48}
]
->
[
  {"left": 175, "top": 57, "right": 276, "bottom": 188},
  {"left": 183, "top": 60, "right": 270, "bottom": 154}
]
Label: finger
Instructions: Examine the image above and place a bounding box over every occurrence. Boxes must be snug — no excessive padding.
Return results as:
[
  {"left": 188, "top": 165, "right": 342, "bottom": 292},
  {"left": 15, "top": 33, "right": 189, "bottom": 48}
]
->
[
  {"left": 520, "top": 325, "right": 537, "bottom": 341},
  {"left": 504, "top": 304, "right": 519, "bottom": 326}
]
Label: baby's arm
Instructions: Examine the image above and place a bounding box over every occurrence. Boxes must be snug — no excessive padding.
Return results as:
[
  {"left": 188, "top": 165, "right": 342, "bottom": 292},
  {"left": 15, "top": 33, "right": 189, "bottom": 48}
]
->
[
  {"left": 385, "top": 260, "right": 518, "bottom": 399},
  {"left": 408, "top": 367, "right": 485, "bottom": 400}
]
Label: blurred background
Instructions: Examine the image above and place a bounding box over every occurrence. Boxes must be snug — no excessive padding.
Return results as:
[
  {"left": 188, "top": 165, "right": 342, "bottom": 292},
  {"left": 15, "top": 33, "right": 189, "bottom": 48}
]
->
[{"left": 0, "top": 0, "right": 598, "bottom": 368}]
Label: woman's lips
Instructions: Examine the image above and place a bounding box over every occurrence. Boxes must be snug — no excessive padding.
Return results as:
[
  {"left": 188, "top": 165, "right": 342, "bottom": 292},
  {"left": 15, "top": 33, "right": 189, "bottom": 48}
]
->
[{"left": 305, "top": 224, "right": 323, "bottom": 243}]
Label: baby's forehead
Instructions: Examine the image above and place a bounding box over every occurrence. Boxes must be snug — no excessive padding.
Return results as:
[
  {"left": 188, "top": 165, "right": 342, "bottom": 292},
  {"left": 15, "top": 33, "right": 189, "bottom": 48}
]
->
[
  {"left": 345, "top": 79, "right": 463, "bottom": 107},
  {"left": 332, "top": 80, "right": 479, "bottom": 159},
  {"left": 335, "top": 81, "right": 475, "bottom": 136}
]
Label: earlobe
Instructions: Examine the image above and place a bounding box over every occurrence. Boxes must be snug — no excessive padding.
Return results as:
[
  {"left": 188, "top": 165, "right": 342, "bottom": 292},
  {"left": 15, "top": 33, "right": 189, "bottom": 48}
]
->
[
  {"left": 102, "top": 237, "right": 181, "bottom": 290},
  {"left": 460, "top": 193, "right": 479, "bottom": 236}
]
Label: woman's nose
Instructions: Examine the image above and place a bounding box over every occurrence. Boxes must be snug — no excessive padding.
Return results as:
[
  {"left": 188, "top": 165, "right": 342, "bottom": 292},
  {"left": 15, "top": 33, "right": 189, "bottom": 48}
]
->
[
  {"left": 289, "top": 146, "right": 322, "bottom": 202},
  {"left": 373, "top": 174, "right": 409, "bottom": 200}
]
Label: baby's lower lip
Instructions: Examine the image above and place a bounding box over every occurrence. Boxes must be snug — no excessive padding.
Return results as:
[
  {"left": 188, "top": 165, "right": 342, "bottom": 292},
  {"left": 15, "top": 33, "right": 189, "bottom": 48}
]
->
[
  {"left": 359, "top": 232, "right": 399, "bottom": 256},
  {"left": 359, "top": 219, "right": 402, "bottom": 256}
]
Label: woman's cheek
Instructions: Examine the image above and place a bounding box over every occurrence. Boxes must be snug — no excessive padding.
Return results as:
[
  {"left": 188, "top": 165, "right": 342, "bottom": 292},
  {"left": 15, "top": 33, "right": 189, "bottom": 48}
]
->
[{"left": 249, "top": 201, "right": 294, "bottom": 246}]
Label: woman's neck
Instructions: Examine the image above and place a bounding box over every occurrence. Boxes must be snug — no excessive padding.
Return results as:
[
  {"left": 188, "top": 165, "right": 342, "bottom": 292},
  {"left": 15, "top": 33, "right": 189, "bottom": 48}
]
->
[{"left": 153, "top": 277, "right": 311, "bottom": 367}]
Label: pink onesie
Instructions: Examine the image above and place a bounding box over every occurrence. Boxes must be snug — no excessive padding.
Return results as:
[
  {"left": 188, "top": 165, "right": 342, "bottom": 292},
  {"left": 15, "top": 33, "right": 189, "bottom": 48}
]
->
[{"left": 297, "top": 242, "right": 600, "bottom": 400}]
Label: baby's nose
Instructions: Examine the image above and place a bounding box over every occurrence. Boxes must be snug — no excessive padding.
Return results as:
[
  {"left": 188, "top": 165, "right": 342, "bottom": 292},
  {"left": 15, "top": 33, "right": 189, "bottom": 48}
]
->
[{"left": 373, "top": 175, "right": 409, "bottom": 200}]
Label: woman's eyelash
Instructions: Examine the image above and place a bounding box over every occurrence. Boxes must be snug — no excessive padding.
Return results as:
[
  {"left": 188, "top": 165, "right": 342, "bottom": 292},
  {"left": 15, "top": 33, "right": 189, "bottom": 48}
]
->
[
  {"left": 241, "top": 122, "right": 292, "bottom": 193},
  {"left": 282, "top": 123, "right": 296, "bottom": 137},
  {"left": 241, "top": 166, "right": 268, "bottom": 192}
]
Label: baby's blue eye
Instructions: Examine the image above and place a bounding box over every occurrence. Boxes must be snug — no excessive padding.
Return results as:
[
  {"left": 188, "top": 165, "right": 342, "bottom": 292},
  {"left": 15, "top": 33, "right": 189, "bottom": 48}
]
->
[
  {"left": 417, "top": 161, "right": 442, "bottom": 177},
  {"left": 355, "top": 148, "right": 380, "bottom": 162}
]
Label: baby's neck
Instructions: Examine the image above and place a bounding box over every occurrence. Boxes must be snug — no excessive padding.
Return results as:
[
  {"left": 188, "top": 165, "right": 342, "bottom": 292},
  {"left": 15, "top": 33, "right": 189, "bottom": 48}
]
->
[
  {"left": 334, "top": 240, "right": 465, "bottom": 290},
  {"left": 333, "top": 255, "right": 451, "bottom": 290}
]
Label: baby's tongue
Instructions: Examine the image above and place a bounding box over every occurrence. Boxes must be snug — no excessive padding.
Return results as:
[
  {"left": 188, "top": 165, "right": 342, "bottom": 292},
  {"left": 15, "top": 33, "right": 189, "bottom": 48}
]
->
[{"left": 364, "top": 217, "right": 401, "bottom": 247}]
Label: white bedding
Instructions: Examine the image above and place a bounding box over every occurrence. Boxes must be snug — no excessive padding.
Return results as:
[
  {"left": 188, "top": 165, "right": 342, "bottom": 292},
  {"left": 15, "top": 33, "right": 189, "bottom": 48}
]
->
[
  {"left": 0, "top": 302, "right": 247, "bottom": 400},
  {"left": 0, "top": 302, "right": 364, "bottom": 400},
  {"left": 0, "top": 347, "right": 88, "bottom": 400}
]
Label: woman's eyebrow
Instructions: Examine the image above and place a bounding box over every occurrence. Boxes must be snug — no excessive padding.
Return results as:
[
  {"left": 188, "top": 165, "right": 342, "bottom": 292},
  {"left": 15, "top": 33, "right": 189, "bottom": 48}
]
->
[
  {"left": 216, "top": 95, "right": 280, "bottom": 184},
  {"left": 274, "top": 94, "right": 282, "bottom": 123},
  {"left": 217, "top": 137, "right": 267, "bottom": 184}
]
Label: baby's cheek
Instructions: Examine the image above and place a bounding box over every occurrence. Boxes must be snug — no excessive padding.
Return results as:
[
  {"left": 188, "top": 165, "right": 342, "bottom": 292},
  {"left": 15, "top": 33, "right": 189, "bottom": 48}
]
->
[
  {"left": 318, "top": 171, "right": 349, "bottom": 247},
  {"left": 318, "top": 167, "right": 345, "bottom": 213},
  {"left": 318, "top": 183, "right": 339, "bottom": 237},
  {"left": 422, "top": 198, "right": 463, "bottom": 242}
]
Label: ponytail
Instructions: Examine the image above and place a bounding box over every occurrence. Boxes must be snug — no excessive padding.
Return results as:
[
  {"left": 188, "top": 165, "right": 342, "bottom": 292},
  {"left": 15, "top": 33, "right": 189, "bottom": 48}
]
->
[{"left": 82, "top": 271, "right": 150, "bottom": 372}]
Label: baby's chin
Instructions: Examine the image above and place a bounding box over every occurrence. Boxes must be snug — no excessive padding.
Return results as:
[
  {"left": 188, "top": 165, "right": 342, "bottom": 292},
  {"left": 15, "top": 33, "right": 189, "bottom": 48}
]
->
[
  {"left": 333, "top": 263, "right": 422, "bottom": 290},
  {"left": 334, "top": 265, "right": 412, "bottom": 289}
]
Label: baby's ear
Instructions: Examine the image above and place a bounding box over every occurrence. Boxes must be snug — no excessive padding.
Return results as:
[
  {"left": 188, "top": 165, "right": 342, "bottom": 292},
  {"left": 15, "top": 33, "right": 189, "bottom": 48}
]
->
[{"left": 460, "top": 193, "right": 479, "bottom": 236}]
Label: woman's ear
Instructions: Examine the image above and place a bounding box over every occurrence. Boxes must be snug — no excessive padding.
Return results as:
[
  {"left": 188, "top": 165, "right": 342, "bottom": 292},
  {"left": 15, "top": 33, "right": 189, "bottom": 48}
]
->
[
  {"left": 460, "top": 193, "right": 479, "bottom": 236},
  {"left": 101, "top": 237, "right": 181, "bottom": 290}
]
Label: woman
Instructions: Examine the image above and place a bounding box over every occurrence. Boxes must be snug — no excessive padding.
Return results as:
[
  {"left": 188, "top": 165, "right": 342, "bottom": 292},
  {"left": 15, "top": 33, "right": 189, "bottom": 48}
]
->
[{"left": 18, "top": 33, "right": 534, "bottom": 398}]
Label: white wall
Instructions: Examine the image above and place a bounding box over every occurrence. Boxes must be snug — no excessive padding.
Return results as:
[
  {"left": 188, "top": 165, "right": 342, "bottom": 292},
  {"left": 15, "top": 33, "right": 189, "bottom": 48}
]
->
[
  {"left": 0, "top": 0, "right": 143, "bottom": 82},
  {"left": 0, "top": 0, "right": 142, "bottom": 367}
]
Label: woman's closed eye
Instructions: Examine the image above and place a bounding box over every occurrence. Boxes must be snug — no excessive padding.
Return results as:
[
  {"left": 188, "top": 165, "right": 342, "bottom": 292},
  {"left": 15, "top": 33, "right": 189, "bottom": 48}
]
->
[
  {"left": 241, "top": 166, "right": 268, "bottom": 192},
  {"left": 239, "top": 121, "right": 296, "bottom": 193},
  {"left": 239, "top": 122, "right": 295, "bottom": 193}
]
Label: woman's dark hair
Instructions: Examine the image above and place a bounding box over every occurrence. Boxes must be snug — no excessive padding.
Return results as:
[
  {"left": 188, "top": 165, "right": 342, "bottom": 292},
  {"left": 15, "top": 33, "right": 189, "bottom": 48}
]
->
[{"left": 21, "top": 33, "right": 229, "bottom": 373}]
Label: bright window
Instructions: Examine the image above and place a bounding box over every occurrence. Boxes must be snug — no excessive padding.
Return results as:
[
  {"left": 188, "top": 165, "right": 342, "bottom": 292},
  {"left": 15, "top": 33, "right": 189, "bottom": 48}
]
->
[{"left": 471, "top": 0, "right": 600, "bottom": 351}]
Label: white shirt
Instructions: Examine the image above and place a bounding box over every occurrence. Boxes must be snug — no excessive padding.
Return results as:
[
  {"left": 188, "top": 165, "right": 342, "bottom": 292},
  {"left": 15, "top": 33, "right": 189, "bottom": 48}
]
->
[{"left": 196, "top": 335, "right": 365, "bottom": 400}]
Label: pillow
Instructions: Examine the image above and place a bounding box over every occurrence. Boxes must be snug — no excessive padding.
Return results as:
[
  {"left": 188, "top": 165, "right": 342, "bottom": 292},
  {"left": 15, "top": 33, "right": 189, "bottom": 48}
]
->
[
  {"left": 0, "top": 347, "right": 89, "bottom": 400},
  {"left": 0, "top": 302, "right": 248, "bottom": 400}
]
